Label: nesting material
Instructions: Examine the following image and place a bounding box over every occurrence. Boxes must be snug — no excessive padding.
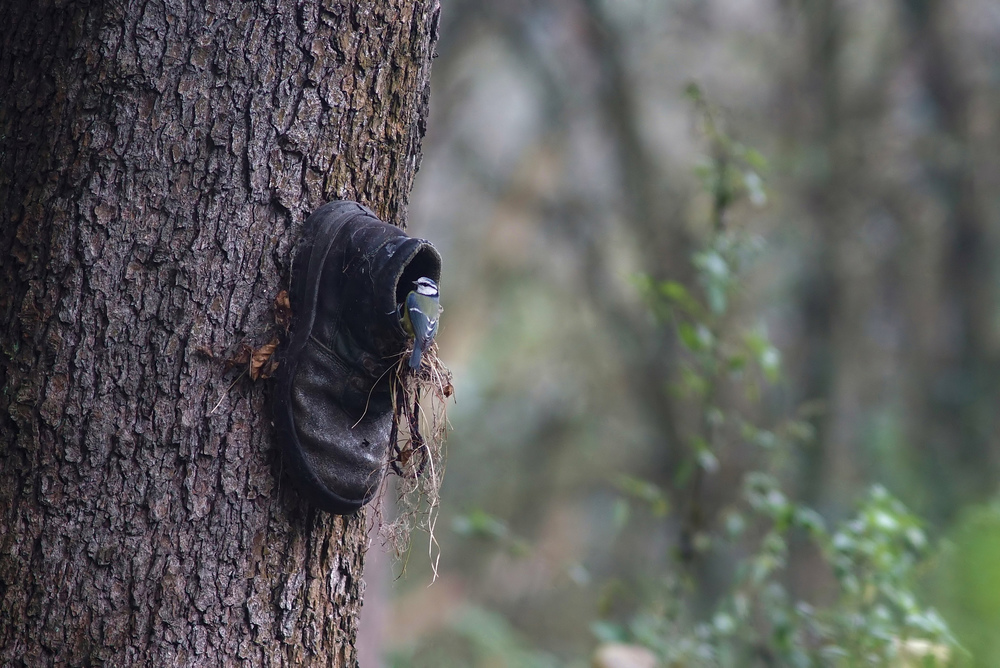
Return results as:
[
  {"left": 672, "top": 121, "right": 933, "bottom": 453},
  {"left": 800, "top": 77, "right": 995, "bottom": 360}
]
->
[{"left": 374, "top": 340, "right": 453, "bottom": 577}]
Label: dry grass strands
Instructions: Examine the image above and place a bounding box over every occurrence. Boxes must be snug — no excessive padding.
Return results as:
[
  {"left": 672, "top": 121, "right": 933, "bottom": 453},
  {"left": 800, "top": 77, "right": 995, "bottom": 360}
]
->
[{"left": 375, "top": 341, "right": 453, "bottom": 578}]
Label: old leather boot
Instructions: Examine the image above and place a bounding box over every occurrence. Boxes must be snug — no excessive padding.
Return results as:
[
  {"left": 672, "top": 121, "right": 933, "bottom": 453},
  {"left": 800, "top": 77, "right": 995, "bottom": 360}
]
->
[{"left": 273, "top": 201, "right": 442, "bottom": 514}]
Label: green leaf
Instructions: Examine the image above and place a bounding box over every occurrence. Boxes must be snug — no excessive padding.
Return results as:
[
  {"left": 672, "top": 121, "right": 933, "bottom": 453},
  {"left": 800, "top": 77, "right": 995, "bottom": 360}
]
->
[
  {"left": 725, "top": 511, "right": 746, "bottom": 538},
  {"left": 678, "top": 322, "right": 705, "bottom": 352},
  {"left": 727, "top": 353, "right": 747, "bottom": 372},
  {"left": 675, "top": 458, "right": 696, "bottom": 488},
  {"left": 452, "top": 509, "right": 510, "bottom": 541},
  {"left": 784, "top": 419, "right": 815, "bottom": 443},
  {"left": 679, "top": 366, "right": 709, "bottom": 398},
  {"left": 742, "top": 147, "right": 768, "bottom": 171},
  {"left": 660, "top": 280, "right": 703, "bottom": 316},
  {"left": 613, "top": 498, "right": 630, "bottom": 529},
  {"left": 713, "top": 612, "right": 736, "bottom": 635},
  {"left": 750, "top": 428, "right": 777, "bottom": 449},
  {"left": 706, "top": 284, "right": 728, "bottom": 316},
  {"left": 660, "top": 279, "right": 688, "bottom": 300},
  {"left": 614, "top": 475, "right": 671, "bottom": 517},
  {"left": 744, "top": 170, "right": 767, "bottom": 206},
  {"left": 793, "top": 507, "right": 827, "bottom": 536},
  {"left": 591, "top": 620, "right": 626, "bottom": 643},
  {"left": 698, "top": 449, "right": 719, "bottom": 473},
  {"left": 761, "top": 346, "right": 781, "bottom": 381},
  {"left": 744, "top": 328, "right": 770, "bottom": 356},
  {"left": 697, "top": 249, "right": 729, "bottom": 281},
  {"left": 684, "top": 81, "right": 703, "bottom": 102},
  {"left": 744, "top": 326, "right": 781, "bottom": 381}
]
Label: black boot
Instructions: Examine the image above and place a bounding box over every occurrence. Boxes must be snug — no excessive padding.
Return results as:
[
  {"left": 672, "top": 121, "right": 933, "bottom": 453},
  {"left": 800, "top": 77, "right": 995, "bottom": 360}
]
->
[{"left": 273, "top": 201, "right": 442, "bottom": 514}]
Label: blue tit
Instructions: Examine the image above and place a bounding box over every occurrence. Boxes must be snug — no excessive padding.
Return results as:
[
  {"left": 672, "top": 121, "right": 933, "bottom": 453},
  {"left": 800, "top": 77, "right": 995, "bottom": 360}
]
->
[{"left": 400, "top": 276, "right": 441, "bottom": 369}]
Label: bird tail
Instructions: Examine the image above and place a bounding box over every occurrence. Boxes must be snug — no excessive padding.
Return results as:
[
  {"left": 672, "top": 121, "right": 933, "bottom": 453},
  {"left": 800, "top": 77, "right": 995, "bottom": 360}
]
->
[{"left": 409, "top": 340, "right": 423, "bottom": 369}]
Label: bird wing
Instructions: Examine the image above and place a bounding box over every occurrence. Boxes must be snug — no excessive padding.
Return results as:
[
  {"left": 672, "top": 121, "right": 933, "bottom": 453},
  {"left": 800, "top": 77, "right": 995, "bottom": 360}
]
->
[{"left": 405, "top": 292, "right": 433, "bottom": 339}]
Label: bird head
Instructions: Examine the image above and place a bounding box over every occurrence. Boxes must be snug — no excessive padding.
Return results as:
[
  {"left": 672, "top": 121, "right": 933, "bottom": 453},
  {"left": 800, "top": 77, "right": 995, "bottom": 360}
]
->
[{"left": 413, "top": 277, "right": 439, "bottom": 298}]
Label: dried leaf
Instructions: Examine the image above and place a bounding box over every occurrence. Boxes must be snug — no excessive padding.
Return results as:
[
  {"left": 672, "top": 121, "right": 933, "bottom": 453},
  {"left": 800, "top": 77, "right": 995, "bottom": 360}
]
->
[
  {"left": 250, "top": 337, "right": 279, "bottom": 380},
  {"left": 274, "top": 290, "right": 292, "bottom": 330},
  {"left": 260, "top": 357, "right": 279, "bottom": 380},
  {"left": 225, "top": 342, "right": 253, "bottom": 371},
  {"left": 194, "top": 345, "right": 216, "bottom": 359}
]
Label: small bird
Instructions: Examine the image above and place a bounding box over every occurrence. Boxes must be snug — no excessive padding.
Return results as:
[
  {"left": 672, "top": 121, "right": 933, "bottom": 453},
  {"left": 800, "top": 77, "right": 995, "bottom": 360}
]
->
[{"left": 400, "top": 276, "right": 441, "bottom": 369}]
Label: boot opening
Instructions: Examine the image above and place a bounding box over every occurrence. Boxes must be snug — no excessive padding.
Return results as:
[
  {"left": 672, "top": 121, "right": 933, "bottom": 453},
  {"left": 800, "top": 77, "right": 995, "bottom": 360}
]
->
[{"left": 395, "top": 245, "right": 442, "bottom": 306}]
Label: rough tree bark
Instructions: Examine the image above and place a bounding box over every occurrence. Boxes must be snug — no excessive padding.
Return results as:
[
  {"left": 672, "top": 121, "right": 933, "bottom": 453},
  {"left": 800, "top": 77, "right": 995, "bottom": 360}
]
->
[{"left": 0, "top": 0, "right": 439, "bottom": 664}]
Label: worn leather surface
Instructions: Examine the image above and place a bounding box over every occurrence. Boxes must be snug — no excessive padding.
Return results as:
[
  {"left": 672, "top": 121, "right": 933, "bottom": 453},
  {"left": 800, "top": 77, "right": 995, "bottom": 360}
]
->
[{"left": 274, "top": 201, "right": 442, "bottom": 514}]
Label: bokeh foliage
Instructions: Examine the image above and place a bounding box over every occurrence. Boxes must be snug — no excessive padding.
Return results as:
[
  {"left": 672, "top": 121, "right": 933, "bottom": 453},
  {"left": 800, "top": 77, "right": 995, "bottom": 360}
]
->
[{"left": 380, "top": 0, "right": 1000, "bottom": 665}]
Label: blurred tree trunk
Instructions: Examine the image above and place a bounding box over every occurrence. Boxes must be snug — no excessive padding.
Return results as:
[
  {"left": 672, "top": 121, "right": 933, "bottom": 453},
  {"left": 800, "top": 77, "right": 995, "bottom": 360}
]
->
[
  {"left": 0, "top": 0, "right": 438, "bottom": 664},
  {"left": 781, "top": 0, "right": 901, "bottom": 512},
  {"left": 900, "top": 0, "right": 1000, "bottom": 511},
  {"left": 778, "top": 0, "right": 999, "bottom": 517},
  {"left": 780, "top": 0, "right": 856, "bottom": 509}
]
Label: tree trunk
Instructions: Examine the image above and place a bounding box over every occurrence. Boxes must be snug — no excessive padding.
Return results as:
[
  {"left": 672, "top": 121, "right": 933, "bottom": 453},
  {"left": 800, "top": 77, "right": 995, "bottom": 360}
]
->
[{"left": 0, "top": 0, "right": 439, "bottom": 664}]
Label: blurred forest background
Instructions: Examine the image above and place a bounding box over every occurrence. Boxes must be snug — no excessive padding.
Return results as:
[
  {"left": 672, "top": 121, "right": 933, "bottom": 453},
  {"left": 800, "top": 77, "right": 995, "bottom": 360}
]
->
[{"left": 366, "top": 0, "right": 1000, "bottom": 665}]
